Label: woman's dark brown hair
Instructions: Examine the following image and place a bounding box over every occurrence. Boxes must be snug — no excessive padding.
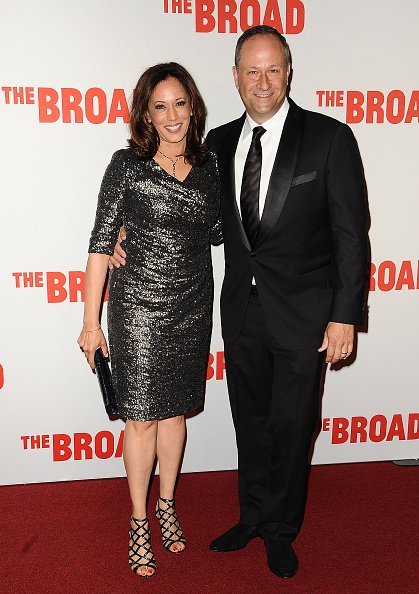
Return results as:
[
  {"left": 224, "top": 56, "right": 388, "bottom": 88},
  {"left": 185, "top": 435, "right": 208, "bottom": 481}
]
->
[{"left": 129, "top": 62, "right": 209, "bottom": 166}]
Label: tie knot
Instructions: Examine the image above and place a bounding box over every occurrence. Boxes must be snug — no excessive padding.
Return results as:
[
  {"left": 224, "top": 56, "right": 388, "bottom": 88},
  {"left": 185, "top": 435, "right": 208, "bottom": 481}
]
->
[{"left": 252, "top": 126, "right": 266, "bottom": 142}]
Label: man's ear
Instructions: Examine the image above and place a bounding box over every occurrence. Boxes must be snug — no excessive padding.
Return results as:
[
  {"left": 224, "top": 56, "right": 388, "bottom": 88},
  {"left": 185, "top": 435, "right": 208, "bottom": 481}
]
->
[{"left": 232, "top": 65, "right": 239, "bottom": 90}]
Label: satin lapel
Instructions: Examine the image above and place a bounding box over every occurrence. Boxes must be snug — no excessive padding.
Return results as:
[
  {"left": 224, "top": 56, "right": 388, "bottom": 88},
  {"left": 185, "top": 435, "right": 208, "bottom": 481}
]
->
[
  {"left": 257, "top": 101, "right": 305, "bottom": 246},
  {"left": 218, "top": 114, "right": 251, "bottom": 251}
]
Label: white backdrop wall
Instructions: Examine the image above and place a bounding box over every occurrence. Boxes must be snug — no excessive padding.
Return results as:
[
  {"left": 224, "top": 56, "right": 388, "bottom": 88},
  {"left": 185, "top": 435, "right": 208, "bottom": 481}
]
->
[{"left": 0, "top": 0, "right": 418, "bottom": 485}]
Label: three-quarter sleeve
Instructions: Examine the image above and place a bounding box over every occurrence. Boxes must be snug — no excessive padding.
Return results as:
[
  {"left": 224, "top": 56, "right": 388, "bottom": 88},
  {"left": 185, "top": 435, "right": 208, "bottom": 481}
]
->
[{"left": 88, "top": 150, "right": 126, "bottom": 255}]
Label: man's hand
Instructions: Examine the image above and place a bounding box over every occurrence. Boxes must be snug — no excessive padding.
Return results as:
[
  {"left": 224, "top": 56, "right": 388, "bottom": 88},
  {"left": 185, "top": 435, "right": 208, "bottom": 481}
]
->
[
  {"left": 109, "top": 227, "right": 127, "bottom": 269},
  {"left": 318, "top": 322, "right": 354, "bottom": 364}
]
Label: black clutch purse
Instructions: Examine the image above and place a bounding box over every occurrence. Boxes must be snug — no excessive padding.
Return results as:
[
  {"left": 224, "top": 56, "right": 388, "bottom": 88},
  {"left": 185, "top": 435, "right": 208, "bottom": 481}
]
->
[{"left": 94, "top": 348, "right": 118, "bottom": 415}]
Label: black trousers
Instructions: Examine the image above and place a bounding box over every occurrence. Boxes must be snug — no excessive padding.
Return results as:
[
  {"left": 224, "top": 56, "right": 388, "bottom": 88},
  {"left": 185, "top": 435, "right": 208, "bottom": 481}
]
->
[{"left": 224, "top": 292, "right": 325, "bottom": 542}]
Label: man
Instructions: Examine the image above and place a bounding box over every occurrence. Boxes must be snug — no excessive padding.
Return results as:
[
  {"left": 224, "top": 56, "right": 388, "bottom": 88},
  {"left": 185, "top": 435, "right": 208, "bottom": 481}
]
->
[
  {"left": 111, "top": 25, "right": 367, "bottom": 579},
  {"left": 205, "top": 26, "right": 367, "bottom": 578}
]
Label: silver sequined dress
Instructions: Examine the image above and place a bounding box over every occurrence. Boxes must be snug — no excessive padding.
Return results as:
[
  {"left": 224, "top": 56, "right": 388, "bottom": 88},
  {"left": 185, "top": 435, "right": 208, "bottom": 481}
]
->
[{"left": 89, "top": 148, "right": 221, "bottom": 420}]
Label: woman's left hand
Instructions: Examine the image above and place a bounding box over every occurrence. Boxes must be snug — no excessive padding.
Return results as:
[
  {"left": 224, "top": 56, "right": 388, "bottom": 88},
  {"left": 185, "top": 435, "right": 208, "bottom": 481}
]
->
[{"left": 77, "top": 327, "right": 109, "bottom": 369}]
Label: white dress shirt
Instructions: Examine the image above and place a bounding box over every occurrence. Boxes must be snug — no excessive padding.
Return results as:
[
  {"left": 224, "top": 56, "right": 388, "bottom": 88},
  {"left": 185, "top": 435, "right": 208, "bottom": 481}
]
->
[{"left": 234, "top": 98, "right": 289, "bottom": 218}]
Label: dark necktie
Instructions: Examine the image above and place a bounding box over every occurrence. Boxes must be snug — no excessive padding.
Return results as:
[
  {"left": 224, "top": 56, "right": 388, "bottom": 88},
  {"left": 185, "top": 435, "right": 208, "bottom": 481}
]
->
[{"left": 240, "top": 126, "right": 266, "bottom": 247}]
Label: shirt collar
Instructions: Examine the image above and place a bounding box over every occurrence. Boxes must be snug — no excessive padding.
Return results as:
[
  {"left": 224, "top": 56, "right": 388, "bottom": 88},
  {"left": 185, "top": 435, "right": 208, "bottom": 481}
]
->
[{"left": 243, "top": 97, "right": 289, "bottom": 140}]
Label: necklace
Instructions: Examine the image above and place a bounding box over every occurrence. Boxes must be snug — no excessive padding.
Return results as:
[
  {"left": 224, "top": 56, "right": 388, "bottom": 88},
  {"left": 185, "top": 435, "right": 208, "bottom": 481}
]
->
[{"left": 157, "top": 149, "right": 183, "bottom": 178}]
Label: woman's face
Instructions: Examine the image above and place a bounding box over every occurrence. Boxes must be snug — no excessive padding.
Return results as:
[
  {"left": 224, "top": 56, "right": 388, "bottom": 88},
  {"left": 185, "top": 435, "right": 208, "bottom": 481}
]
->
[{"left": 147, "top": 77, "right": 192, "bottom": 146}]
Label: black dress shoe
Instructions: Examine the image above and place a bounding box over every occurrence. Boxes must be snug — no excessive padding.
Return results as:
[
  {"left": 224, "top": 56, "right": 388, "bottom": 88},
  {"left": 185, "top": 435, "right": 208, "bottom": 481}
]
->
[
  {"left": 209, "top": 523, "right": 259, "bottom": 552},
  {"left": 264, "top": 539, "right": 299, "bottom": 578}
]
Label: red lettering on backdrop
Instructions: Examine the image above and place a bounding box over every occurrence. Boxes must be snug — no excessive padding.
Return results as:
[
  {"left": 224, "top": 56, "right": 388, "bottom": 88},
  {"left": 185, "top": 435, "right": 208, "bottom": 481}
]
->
[
  {"left": 1, "top": 86, "right": 35, "bottom": 104},
  {"left": 115, "top": 430, "right": 124, "bottom": 457},
  {"left": 263, "top": 0, "right": 284, "bottom": 31},
  {"left": 95, "top": 431, "right": 115, "bottom": 459},
  {"left": 366, "top": 91, "right": 385, "bottom": 124},
  {"left": 405, "top": 90, "right": 419, "bottom": 122},
  {"left": 377, "top": 261, "right": 396, "bottom": 291},
  {"left": 346, "top": 90, "right": 419, "bottom": 124},
  {"left": 395, "top": 261, "right": 415, "bottom": 290},
  {"left": 369, "top": 261, "right": 419, "bottom": 292},
  {"left": 42, "top": 416, "right": 419, "bottom": 462},
  {"left": 407, "top": 414, "right": 419, "bottom": 439},
  {"left": 14, "top": 261, "right": 419, "bottom": 302},
  {"left": 195, "top": 0, "right": 304, "bottom": 33},
  {"left": 38, "top": 88, "right": 60, "bottom": 123},
  {"left": 74, "top": 433, "right": 93, "bottom": 460},
  {"left": 206, "top": 351, "right": 225, "bottom": 380},
  {"left": 215, "top": 351, "right": 226, "bottom": 380},
  {"left": 62, "top": 88, "right": 84, "bottom": 123},
  {"left": 0, "top": 364, "right": 3, "bottom": 390},
  {"left": 69, "top": 271, "right": 85, "bottom": 302},
  {"left": 349, "top": 416, "right": 368, "bottom": 443},
  {"left": 369, "top": 263, "right": 376, "bottom": 291},
  {"left": 207, "top": 353, "right": 215, "bottom": 379},
  {"left": 21, "top": 436, "right": 30, "bottom": 449},
  {"left": 196, "top": 1, "right": 216, "bottom": 33},
  {"left": 368, "top": 415, "right": 388, "bottom": 443},
  {"left": 218, "top": 0, "right": 237, "bottom": 33},
  {"left": 328, "top": 414, "right": 418, "bottom": 445},
  {"left": 53, "top": 434, "right": 72, "bottom": 461},
  {"left": 46, "top": 272, "right": 68, "bottom": 303},
  {"left": 345, "top": 91, "right": 364, "bottom": 124},
  {"left": 85, "top": 88, "right": 108, "bottom": 124},
  {"left": 317, "top": 90, "right": 419, "bottom": 124},
  {"left": 286, "top": 0, "right": 304, "bottom": 34},
  {"left": 52, "top": 432, "right": 125, "bottom": 461},
  {"left": 386, "top": 414, "right": 406, "bottom": 441},
  {"left": 331, "top": 417, "right": 348, "bottom": 444},
  {"left": 163, "top": 0, "right": 192, "bottom": 13},
  {"left": 13, "top": 270, "right": 110, "bottom": 303},
  {"left": 108, "top": 89, "right": 130, "bottom": 123},
  {"left": 94, "top": 430, "right": 124, "bottom": 459},
  {"left": 46, "top": 271, "right": 85, "bottom": 303},
  {"left": 240, "top": 0, "right": 260, "bottom": 31},
  {"left": 37, "top": 87, "right": 129, "bottom": 124},
  {"left": 12, "top": 271, "right": 43, "bottom": 288},
  {"left": 21, "top": 435, "right": 51, "bottom": 451},
  {"left": 386, "top": 90, "right": 405, "bottom": 124}
]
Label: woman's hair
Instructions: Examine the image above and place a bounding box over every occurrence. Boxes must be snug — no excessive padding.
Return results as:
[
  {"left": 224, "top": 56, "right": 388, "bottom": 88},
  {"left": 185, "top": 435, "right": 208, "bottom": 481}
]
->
[{"left": 129, "top": 62, "right": 209, "bottom": 166}]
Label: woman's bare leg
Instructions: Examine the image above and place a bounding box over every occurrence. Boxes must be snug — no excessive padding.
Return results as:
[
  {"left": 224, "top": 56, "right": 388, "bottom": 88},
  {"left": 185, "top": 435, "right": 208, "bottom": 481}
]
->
[
  {"left": 156, "top": 415, "right": 186, "bottom": 552},
  {"left": 124, "top": 419, "right": 158, "bottom": 576}
]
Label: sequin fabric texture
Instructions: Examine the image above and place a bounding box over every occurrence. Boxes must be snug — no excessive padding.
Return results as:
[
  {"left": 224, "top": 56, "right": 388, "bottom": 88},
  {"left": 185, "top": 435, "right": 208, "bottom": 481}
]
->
[{"left": 89, "top": 148, "right": 221, "bottom": 420}]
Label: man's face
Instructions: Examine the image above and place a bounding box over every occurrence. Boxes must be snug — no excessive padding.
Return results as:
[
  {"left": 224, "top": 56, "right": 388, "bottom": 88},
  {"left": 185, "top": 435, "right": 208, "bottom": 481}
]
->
[{"left": 233, "top": 34, "right": 290, "bottom": 124}]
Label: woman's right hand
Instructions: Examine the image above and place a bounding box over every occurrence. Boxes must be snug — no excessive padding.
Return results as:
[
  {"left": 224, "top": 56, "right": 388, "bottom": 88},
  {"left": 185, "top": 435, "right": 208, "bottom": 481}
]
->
[{"left": 77, "top": 327, "right": 109, "bottom": 369}]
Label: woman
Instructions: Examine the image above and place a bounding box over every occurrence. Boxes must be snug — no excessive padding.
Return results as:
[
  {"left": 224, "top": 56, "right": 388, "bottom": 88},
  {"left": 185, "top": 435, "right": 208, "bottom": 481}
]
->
[{"left": 78, "top": 62, "right": 221, "bottom": 578}]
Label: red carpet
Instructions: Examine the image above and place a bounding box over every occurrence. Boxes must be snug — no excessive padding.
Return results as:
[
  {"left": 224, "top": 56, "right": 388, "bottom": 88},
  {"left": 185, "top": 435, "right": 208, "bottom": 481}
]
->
[{"left": 1, "top": 462, "right": 417, "bottom": 593}]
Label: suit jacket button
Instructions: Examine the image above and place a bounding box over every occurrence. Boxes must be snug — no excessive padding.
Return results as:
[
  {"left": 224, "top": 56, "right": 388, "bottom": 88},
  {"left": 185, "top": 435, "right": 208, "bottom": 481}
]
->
[{"left": 250, "top": 252, "right": 256, "bottom": 258}]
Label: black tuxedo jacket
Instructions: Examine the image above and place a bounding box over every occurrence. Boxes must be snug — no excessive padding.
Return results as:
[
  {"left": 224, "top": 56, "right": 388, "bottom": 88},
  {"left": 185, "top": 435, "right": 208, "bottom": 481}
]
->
[{"left": 207, "top": 99, "right": 368, "bottom": 350}]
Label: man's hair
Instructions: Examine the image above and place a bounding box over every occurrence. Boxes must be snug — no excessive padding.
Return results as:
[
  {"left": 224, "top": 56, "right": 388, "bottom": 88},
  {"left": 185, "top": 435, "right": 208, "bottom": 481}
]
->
[{"left": 234, "top": 25, "right": 291, "bottom": 68}]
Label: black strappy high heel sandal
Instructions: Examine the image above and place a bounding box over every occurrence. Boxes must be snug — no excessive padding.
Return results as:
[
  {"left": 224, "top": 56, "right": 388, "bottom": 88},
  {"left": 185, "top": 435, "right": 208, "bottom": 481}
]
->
[
  {"left": 128, "top": 516, "right": 156, "bottom": 577},
  {"left": 155, "top": 497, "right": 186, "bottom": 553}
]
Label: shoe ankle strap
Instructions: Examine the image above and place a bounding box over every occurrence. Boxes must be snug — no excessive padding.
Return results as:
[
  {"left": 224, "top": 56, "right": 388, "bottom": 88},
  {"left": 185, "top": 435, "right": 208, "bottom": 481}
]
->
[{"left": 131, "top": 516, "right": 148, "bottom": 527}]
